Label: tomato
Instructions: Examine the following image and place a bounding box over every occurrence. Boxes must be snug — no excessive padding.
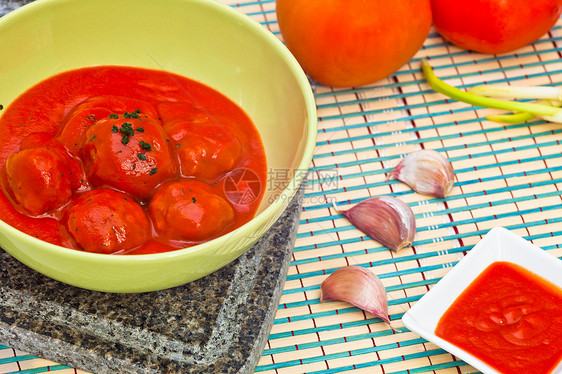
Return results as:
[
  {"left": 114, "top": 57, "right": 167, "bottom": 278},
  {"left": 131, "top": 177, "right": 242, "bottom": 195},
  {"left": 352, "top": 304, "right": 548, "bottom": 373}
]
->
[
  {"left": 276, "top": 0, "right": 432, "bottom": 87},
  {"left": 63, "top": 189, "right": 150, "bottom": 254},
  {"left": 431, "top": 0, "right": 562, "bottom": 54},
  {"left": 149, "top": 180, "right": 235, "bottom": 242}
]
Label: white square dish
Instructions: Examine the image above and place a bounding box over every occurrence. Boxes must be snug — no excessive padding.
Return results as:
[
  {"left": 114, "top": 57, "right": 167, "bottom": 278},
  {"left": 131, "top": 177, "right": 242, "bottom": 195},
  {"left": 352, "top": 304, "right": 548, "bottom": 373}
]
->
[{"left": 402, "top": 226, "right": 562, "bottom": 374}]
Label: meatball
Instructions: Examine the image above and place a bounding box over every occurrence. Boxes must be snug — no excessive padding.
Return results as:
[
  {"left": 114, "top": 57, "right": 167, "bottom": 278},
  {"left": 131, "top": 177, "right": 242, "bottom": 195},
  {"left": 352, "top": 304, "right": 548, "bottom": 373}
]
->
[
  {"left": 3, "top": 147, "right": 73, "bottom": 215},
  {"left": 149, "top": 180, "right": 235, "bottom": 242},
  {"left": 63, "top": 189, "right": 150, "bottom": 254},
  {"left": 57, "top": 107, "right": 114, "bottom": 155},
  {"left": 58, "top": 95, "right": 159, "bottom": 155},
  {"left": 82, "top": 95, "right": 159, "bottom": 119},
  {"left": 156, "top": 102, "right": 209, "bottom": 124},
  {"left": 164, "top": 120, "right": 243, "bottom": 182},
  {"left": 18, "top": 135, "right": 89, "bottom": 192},
  {"left": 81, "top": 116, "right": 177, "bottom": 200}
]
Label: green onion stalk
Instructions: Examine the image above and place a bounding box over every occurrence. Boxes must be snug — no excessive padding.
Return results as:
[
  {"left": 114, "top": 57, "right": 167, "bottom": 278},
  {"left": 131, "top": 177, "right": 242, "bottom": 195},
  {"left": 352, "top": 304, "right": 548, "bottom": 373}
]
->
[{"left": 421, "top": 59, "right": 562, "bottom": 124}]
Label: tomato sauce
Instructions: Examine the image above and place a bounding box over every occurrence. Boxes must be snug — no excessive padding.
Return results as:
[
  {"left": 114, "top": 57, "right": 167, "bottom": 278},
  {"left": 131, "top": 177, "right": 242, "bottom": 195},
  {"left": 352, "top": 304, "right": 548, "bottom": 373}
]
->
[
  {"left": 435, "top": 261, "right": 562, "bottom": 374},
  {"left": 0, "top": 66, "right": 267, "bottom": 254}
]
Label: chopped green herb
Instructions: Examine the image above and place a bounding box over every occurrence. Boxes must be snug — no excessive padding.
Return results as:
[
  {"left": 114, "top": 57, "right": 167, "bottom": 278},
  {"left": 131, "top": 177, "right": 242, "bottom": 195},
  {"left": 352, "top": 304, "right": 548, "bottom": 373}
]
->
[
  {"left": 111, "top": 125, "right": 119, "bottom": 133},
  {"left": 137, "top": 153, "right": 147, "bottom": 161},
  {"left": 135, "top": 127, "right": 144, "bottom": 132},
  {"left": 149, "top": 168, "right": 157, "bottom": 175},
  {"left": 119, "top": 122, "right": 135, "bottom": 136},
  {"left": 89, "top": 135, "right": 96, "bottom": 142},
  {"left": 139, "top": 141, "right": 152, "bottom": 151},
  {"left": 109, "top": 114, "right": 119, "bottom": 119},
  {"left": 0, "top": 105, "right": 3, "bottom": 110},
  {"left": 121, "top": 134, "right": 130, "bottom": 145},
  {"left": 124, "top": 109, "right": 142, "bottom": 119},
  {"left": 192, "top": 197, "right": 196, "bottom": 203}
]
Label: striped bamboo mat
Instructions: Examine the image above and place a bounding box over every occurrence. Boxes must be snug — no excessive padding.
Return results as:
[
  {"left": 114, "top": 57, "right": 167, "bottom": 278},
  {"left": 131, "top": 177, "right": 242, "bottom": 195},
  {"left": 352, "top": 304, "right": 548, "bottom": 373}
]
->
[{"left": 2, "top": 1, "right": 562, "bottom": 373}]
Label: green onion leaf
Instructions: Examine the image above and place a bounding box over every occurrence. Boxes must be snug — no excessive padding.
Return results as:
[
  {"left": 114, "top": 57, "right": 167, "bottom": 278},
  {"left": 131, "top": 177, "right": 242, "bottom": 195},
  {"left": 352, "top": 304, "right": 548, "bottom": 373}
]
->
[
  {"left": 468, "top": 84, "right": 562, "bottom": 101},
  {"left": 421, "top": 59, "right": 560, "bottom": 117}
]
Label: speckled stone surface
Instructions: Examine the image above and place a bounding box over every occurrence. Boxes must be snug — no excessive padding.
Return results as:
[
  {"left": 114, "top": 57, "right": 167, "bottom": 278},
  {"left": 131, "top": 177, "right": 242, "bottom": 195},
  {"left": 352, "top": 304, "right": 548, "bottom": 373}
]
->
[
  {"left": 0, "top": 0, "right": 32, "bottom": 17},
  {"left": 0, "top": 188, "right": 302, "bottom": 373}
]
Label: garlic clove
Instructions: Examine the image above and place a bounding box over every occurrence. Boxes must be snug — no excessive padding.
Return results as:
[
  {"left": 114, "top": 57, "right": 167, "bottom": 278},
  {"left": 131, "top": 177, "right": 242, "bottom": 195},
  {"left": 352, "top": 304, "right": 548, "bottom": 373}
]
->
[
  {"left": 338, "top": 195, "right": 416, "bottom": 252},
  {"left": 388, "top": 149, "right": 454, "bottom": 198},
  {"left": 320, "top": 266, "right": 391, "bottom": 325}
]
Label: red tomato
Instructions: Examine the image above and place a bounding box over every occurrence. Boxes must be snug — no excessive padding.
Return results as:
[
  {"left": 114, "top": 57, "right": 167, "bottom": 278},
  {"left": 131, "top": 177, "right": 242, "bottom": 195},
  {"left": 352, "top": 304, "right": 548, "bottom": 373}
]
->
[
  {"left": 276, "top": 0, "right": 432, "bottom": 87},
  {"left": 431, "top": 0, "right": 562, "bottom": 54},
  {"left": 63, "top": 189, "right": 150, "bottom": 254}
]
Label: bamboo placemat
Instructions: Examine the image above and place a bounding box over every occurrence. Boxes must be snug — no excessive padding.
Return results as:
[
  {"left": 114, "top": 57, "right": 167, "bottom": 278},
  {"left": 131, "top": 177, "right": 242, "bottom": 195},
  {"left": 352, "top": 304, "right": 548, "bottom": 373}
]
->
[{"left": 2, "top": 1, "right": 562, "bottom": 373}]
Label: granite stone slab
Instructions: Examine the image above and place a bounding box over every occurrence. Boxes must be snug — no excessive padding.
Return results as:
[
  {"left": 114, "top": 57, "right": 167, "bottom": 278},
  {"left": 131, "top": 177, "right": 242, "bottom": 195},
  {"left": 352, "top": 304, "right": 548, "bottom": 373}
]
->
[
  {"left": 0, "top": 0, "right": 32, "bottom": 17},
  {"left": 0, "top": 187, "right": 302, "bottom": 373}
]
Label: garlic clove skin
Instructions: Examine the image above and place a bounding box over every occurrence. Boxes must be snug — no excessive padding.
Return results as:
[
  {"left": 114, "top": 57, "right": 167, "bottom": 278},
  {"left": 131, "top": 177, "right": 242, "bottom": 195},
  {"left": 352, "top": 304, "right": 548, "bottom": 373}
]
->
[
  {"left": 388, "top": 149, "right": 454, "bottom": 198},
  {"left": 340, "top": 196, "right": 416, "bottom": 252},
  {"left": 320, "top": 266, "right": 391, "bottom": 325}
]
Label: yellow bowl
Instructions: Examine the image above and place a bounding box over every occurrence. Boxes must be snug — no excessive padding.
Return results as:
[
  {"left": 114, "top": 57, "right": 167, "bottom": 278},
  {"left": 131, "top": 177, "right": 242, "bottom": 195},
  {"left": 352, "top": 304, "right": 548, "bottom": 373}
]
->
[{"left": 0, "top": 0, "right": 317, "bottom": 292}]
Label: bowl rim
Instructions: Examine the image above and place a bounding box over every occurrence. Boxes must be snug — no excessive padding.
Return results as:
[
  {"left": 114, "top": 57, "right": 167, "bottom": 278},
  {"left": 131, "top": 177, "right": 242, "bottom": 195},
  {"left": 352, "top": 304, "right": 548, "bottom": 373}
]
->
[{"left": 0, "top": 0, "right": 318, "bottom": 264}]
